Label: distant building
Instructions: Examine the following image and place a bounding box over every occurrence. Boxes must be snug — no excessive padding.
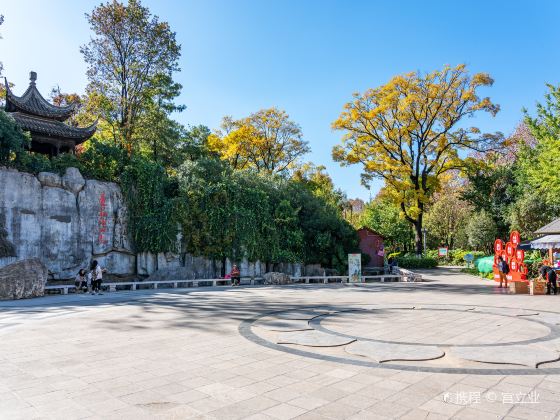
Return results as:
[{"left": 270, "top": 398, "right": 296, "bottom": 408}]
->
[
  {"left": 357, "top": 227, "right": 385, "bottom": 268},
  {"left": 348, "top": 198, "right": 365, "bottom": 214},
  {"left": 4, "top": 71, "right": 96, "bottom": 156}
]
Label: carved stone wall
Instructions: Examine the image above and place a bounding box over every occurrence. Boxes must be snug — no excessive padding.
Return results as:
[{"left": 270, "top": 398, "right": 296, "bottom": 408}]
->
[
  {"left": 0, "top": 167, "right": 133, "bottom": 279},
  {"left": 0, "top": 167, "right": 319, "bottom": 281}
]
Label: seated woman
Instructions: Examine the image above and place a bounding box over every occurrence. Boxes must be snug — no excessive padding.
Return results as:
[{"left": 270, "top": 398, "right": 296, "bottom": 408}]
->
[
  {"left": 230, "top": 264, "right": 241, "bottom": 286},
  {"left": 74, "top": 269, "right": 87, "bottom": 293}
]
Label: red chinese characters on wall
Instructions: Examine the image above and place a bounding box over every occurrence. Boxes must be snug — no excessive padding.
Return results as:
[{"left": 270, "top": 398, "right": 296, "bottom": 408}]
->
[{"left": 98, "top": 192, "right": 109, "bottom": 245}]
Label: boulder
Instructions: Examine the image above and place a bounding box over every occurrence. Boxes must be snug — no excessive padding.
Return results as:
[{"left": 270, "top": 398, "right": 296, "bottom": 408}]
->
[
  {"left": 37, "top": 172, "right": 62, "bottom": 188},
  {"left": 62, "top": 167, "right": 86, "bottom": 194},
  {"left": 0, "top": 258, "right": 47, "bottom": 299},
  {"left": 263, "top": 272, "right": 292, "bottom": 285}
]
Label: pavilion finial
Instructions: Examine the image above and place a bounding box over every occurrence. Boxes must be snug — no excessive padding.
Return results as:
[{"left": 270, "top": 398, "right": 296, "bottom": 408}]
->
[{"left": 29, "top": 71, "right": 37, "bottom": 85}]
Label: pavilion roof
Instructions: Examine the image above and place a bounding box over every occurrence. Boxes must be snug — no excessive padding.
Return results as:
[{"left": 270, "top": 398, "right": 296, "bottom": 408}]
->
[
  {"left": 10, "top": 112, "right": 96, "bottom": 143},
  {"left": 535, "top": 218, "right": 560, "bottom": 235},
  {"left": 4, "top": 72, "right": 75, "bottom": 121}
]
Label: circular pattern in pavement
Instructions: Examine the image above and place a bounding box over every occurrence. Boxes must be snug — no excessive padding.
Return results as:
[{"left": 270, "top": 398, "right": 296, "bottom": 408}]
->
[{"left": 240, "top": 303, "right": 560, "bottom": 375}]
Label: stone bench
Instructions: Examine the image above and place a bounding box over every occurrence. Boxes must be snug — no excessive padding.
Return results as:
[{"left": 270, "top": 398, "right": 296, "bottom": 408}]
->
[
  {"left": 43, "top": 273, "right": 410, "bottom": 295},
  {"left": 45, "top": 284, "right": 76, "bottom": 295},
  {"left": 44, "top": 277, "right": 265, "bottom": 294}
]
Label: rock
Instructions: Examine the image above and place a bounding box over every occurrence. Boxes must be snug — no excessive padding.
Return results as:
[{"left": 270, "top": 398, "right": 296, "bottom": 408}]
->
[
  {"left": 137, "top": 252, "right": 157, "bottom": 276},
  {"left": 62, "top": 167, "right": 85, "bottom": 194},
  {"left": 37, "top": 172, "right": 62, "bottom": 188},
  {"left": 94, "top": 252, "right": 136, "bottom": 277},
  {"left": 41, "top": 186, "right": 82, "bottom": 278},
  {"left": 0, "top": 258, "right": 47, "bottom": 299},
  {"left": 0, "top": 225, "right": 16, "bottom": 258},
  {"left": 264, "top": 272, "right": 292, "bottom": 285}
]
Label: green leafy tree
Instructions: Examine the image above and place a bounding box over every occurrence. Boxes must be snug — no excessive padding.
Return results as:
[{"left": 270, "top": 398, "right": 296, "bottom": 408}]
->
[
  {"left": 522, "top": 84, "right": 560, "bottom": 205},
  {"left": 81, "top": 0, "right": 182, "bottom": 152},
  {"left": 359, "top": 196, "right": 413, "bottom": 253},
  {"left": 466, "top": 210, "right": 497, "bottom": 252},
  {"left": 509, "top": 191, "right": 558, "bottom": 240},
  {"left": 121, "top": 157, "right": 178, "bottom": 252},
  {"left": 424, "top": 191, "right": 473, "bottom": 249},
  {"left": 292, "top": 163, "right": 347, "bottom": 211},
  {"left": 0, "top": 110, "right": 29, "bottom": 165}
]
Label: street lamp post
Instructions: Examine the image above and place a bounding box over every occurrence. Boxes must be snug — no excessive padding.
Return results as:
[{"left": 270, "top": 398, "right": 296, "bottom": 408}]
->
[{"left": 422, "top": 228, "right": 427, "bottom": 256}]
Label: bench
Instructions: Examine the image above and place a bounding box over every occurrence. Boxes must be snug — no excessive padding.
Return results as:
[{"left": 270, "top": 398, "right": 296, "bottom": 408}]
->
[
  {"left": 45, "top": 284, "right": 76, "bottom": 295},
  {"left": 44, "top": 272, "right": 416, "bottom": 295},
  {"left": 44, "top": 277, "right": 267, "bottom": 294}
]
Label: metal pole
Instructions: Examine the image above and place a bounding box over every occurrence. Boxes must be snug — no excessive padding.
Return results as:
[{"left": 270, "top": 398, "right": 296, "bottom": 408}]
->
[{"left": 422, "top": 229, "right": 427, "bottom": 256}]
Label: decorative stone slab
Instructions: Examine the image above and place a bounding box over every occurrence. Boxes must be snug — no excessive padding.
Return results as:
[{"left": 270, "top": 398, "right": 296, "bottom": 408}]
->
[
  {"left": 414, "top": 305, "right": 475, "bottom": 311},
  {"left": 525, "top": 313, "right": 560, "bottom": 325},
  {"left": 362, "top": 304, "right": 415, "bottom": 310},
  {"left": 450, "top": 345, "right": 559, "bottom": 368},
  {"left": 473, "top": 308, "right": 539, "bottom": 317},
  {"left": 254, "top": 317, "right": 312, "bottom": 331},
  {"left": 278, "top": 331, "right": 356, "bottom": 347},
  {"left": 345, "top": 340, "right": 444, "bottom": 363},
  {"left": 272, "top": 309, "right": 337, "bottom": 320}
]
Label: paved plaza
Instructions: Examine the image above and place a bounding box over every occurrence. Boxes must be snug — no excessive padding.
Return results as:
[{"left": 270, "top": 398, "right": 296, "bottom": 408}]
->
[{"left": 1, "top": 269, "right": 560, "bottom": 419}]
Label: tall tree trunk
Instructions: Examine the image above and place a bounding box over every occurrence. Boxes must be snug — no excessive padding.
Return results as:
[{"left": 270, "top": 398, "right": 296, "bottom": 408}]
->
[{"left": 414, "top": 219, "right": 423, "bottom": 256}]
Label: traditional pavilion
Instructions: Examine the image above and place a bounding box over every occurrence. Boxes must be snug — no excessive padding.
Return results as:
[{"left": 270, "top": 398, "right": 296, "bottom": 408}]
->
[{"left": 4, "top": 71, "right": 96, "bottom": 156}]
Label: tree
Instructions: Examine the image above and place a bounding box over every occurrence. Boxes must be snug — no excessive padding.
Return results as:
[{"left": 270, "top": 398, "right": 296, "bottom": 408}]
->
[
  {"left": 332, "top": 64, "right": 501, "bottom": 254},
  {"left": 81, "top": 0, "right": 181, "bottom": 152},
  {"left": 179, "top": 125, "right": 212, "bottom": 161},
  {"left": 0, "top": 110, "right": 29, "bottom": 165},
  {"left": 0, "top": 14, "right": 4, "bottom": 76},
  {"left": 509, "top": 191, "right": 558, "bottom": 240},
  {"left": 424, "top": 190, "right": 473, "bottom": 249},
  {"left": 208, "top": 108, "right": 310, "bottom": 174},
  {"left": 359, "top": 196, "right": 413, "bottom": 253},
  {"left": 522, "top": 84, "right": 560, "bottom": 205},
  {"left": 292, "top": 163, "right": 347, "bottom": 211},
  {"left": 466, "top": 210, "right": 497, "bottom": 253}
]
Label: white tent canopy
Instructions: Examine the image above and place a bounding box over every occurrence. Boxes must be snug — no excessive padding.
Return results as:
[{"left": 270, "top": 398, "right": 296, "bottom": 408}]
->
[{"left": 529, "top": 235, "right": 560, "bottom": 249}]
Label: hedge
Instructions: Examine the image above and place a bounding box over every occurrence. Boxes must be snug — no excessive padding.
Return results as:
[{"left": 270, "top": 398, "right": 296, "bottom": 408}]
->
[{"left": 395, "top": 257, "right": 438, "bottom": 269}]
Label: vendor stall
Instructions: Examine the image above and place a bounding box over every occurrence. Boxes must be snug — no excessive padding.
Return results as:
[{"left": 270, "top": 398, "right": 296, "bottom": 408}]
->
[{"left": 533, "top": 218, "right": 560, "bottom": 268}]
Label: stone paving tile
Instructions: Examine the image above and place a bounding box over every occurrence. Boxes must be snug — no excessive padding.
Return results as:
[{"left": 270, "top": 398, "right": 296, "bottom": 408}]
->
[
  {"left": 289, "top": 396, "right": 330, "bottom": 411},
  {"left": 262, "top": 403, "right": 308, "bottom": 420},
  {"left": 419, "top": 398, "right": 464, "bottom": 416},
  {"left": 506, "top": 404, "right": 557, "bottom": 420},
  {"left": 313, "top": 401, "right": 361, "bottom": 419},
  {"left": 4, "top": 269, "right": 560, "bottom": 419},
  {"left": 453, "top": 407, "right": 503, "bottom": 419}
]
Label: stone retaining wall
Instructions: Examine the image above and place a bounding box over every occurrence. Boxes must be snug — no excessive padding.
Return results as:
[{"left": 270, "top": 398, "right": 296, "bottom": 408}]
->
[{"left": 0, "top": 167, "right": 320, "bottom": 280}]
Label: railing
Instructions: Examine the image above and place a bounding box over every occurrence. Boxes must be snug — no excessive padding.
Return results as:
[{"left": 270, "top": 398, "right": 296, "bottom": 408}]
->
[{"left": 44, "top": 270, "right": 421, "bottom": 295}]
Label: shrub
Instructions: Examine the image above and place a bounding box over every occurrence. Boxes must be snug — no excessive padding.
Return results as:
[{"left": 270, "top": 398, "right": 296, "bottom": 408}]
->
[{"left": 395, "top": 256, "right": 438, "bottom": 269}]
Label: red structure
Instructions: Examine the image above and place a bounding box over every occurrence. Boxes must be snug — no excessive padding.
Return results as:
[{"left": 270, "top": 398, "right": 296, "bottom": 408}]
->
[
  {"left": 492, "top": 230, "right": 528, "bottom": 283},
  {"left": 357, "top": 227, "right": 385, "bottom": 267}
]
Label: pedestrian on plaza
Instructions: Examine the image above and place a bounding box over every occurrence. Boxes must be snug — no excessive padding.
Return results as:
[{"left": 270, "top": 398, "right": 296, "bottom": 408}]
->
[
  {"left": 387, "top": 257, "right": 396, "bottom": 273},
  {"left": 74, "top": 269, "right": 87, "bottom": 293},
  {"left": 230, "top": 264, "right": 241, "bottom": 286},
  {"left": 540, "top": 265, "right": 557, "bottom": 295},
  {"left": 86, "top": 270, "right": 94, "bottom": 293},
  {"left": 497, "top": 256, "right": 509, "bottom": 288},
  {"left": 90, "top": 260, "right": 106, "bottom": 295}
]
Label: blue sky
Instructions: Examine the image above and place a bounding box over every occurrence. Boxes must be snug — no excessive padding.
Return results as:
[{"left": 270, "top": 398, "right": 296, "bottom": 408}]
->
[{"left": 2, "top": 1, "right": 559, "bottom": 200}]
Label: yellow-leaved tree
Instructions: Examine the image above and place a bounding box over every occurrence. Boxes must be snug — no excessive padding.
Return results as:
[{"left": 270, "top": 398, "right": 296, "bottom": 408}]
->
[
  {"left": 332, "top": 64, "right": 502, "bottom": 255},
  {"left": 208, "top": 108, "right": 309, "bottom": 174}
]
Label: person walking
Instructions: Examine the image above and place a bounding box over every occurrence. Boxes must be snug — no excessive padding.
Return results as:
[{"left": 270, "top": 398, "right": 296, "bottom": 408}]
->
[
  {"left": 230, "top": 264, "right": 241, "bottom": 286},
  {"left": 90, "top": 260, "right": 106, "bottom": 295},
  {"left": 540, "top": 265, "right": 557, "bottom": 295},
  {"left": 497, "top": 256, "right": 509, "bottom": 288}
]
